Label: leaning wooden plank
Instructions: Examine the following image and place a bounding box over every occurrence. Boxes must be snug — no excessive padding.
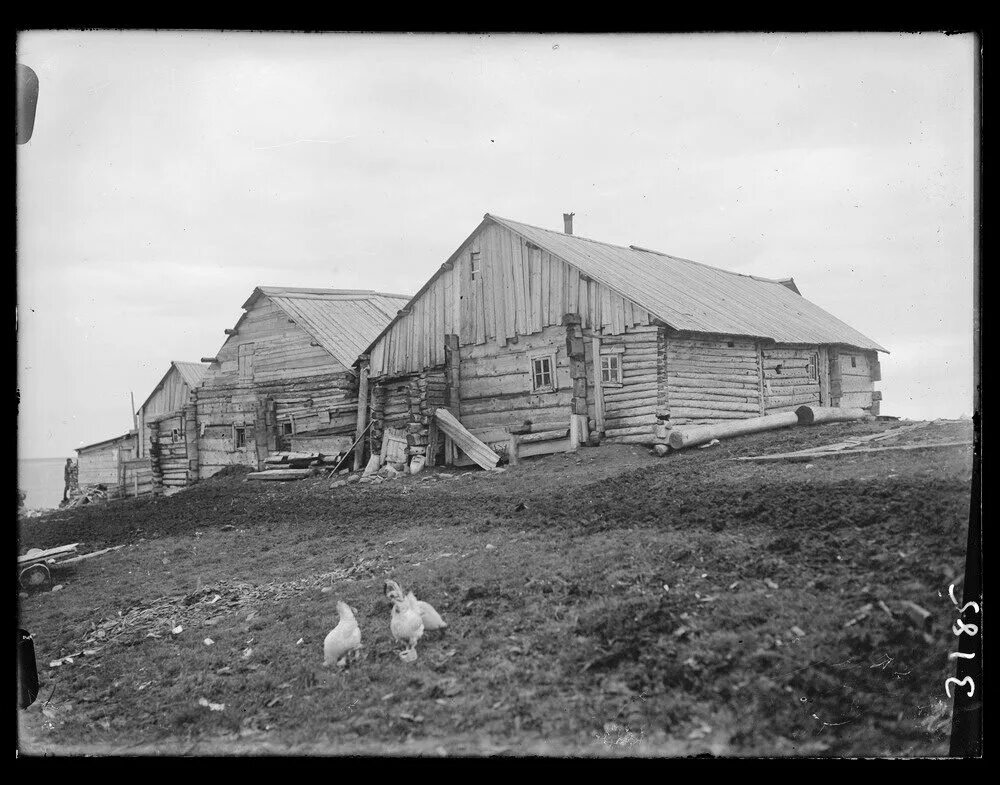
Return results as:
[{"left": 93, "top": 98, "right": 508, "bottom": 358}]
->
[
  {"left": 433, "top": 408, "right": 500, "bottom": 469},
  {"left": 795, "top": 405, "right": 869, "bottom": 425},
  {"left": 735, "top": 440, "right": 973, "bottom": 463},
  {"left": 247, "top": 469, "right": 313, "bottom": 481},
  {"left": 668, "top": 411, "right": 800, "bottom": 450}
]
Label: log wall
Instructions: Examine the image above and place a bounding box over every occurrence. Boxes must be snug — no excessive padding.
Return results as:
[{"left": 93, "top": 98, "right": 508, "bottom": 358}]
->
[
  {"left": 664, "top": 335, "right": 764, "bottom": 427},
  {"left": 150, "top": 412, "right": 192, "bottom": 489},
  {"left": 596, "top": 324, "right": 666, "bottom": 442},
  {"left": 369, "top": 367, "right": 448, "bottom": 465},
  {"left": 761, "top": 345, "right": 822, "bottom": 413},
  {"left": 457, "top": 324, "right": 572, "bottom": 434},
  {"left": 136, "top": 366, "right": 196, "bottom": 459}
]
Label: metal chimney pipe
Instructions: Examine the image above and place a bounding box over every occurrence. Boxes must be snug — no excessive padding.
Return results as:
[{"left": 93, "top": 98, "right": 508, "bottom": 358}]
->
[{"left": 563, "top": 213, "right": 575, "bottom": 235}]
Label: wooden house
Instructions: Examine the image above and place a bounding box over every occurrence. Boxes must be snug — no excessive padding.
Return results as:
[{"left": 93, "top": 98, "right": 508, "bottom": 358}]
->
[
  {"left": 355, "top": 213, "right": 886, "bottom": 465},
  {"left": 195, "top": 287, "right": 410, "bottom": 479},
  {"left": 75, "top": 432, "right": 138, "bottom": 489},
  {"left": 135, "top": 361, "right": 209, "bottom": 494}
]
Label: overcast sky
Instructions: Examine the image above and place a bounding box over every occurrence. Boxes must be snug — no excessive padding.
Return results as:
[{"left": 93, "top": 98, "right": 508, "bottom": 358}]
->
[{"left": 16, "top": 31, "right": 976, "bottom": 459}]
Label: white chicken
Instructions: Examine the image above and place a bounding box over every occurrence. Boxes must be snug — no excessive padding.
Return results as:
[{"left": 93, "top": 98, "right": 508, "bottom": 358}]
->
[
  {"left": 384, "top": 580, "right": 424, "bottom": 661},
  {"left": 411, "top": 594, "right": 448, "bottom": 631},
  {"left": 384, "top": 579, "right": 448, "bottom": 631},
  {"left": 323, "top": 600, "right": 362, "bottom": 668}
]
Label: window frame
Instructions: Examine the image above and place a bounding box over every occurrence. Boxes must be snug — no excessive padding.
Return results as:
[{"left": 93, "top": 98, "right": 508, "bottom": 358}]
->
[
  {"left": 233, "top": 425, "right": 247, "bottom": 450},
  {"left": 600, "top": 353, "right": 623, "bottom": 386},
  {"left": 470, "top": 250, "right": 481, "bottom": 281},
  {"left": 808, "top": 352, "right": 819, "bottom": 382},
  {"left": 530, "top": 354, "right": 557, "bottom": 392}
]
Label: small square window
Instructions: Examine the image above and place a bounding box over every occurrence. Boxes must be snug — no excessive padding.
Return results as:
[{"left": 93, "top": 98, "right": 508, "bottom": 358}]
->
[
  {"left": 234, "top": 426, "right": 246, "bottom": 449},
  {"left": 531, "top": 356, "right": 555, "bottom": 391},
  {"left": 600, "top": 354, "right": 622, "bottom": 384},
  {"left": 282, "top": 422, "right": 294, "bottom": 436},
  {"left": 470, "top": 251, "right": 481, "bottom": 281}
]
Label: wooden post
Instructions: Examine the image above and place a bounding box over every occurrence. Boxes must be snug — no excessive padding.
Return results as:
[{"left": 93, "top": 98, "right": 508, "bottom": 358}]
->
[
  {"left": 591, "top": 337, "right": 605, "bottom": 434},
  {"left": 353, "top": 356, "right": 371, "bottom": 472},
  {"left": 569, "top": 414, "right": 581, "bottom": 450},
  {"left": 183, "top": 399, "right": 199, "bottom": 485},
  {"left": 564, "top": 314, "right": 588, "bottom": 419},
  {"left": 755, "top": 341, "right": 767, "bottom": 416},
  {"left": 818, "top": 346, "right": 831, "bottom": 406},
  {"left": 443, "top": 335, "right": 461, "bottom": 465},
  {"left": 253, "top": 398, "right": 269, "bottom": 470},
  {"left": 507, "top": 432, "right": 520, "bottom": 466},
  {"left": 426, "top": 417, "right": 438, "bottom": 467}
]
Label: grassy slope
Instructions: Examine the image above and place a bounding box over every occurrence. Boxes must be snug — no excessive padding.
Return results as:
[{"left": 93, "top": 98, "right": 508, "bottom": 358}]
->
[{"left": 18, "top": 420, "right": 972, "bottom": 756}]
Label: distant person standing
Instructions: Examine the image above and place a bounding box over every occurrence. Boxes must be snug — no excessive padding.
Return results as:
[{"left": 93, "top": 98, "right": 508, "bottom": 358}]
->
[{"left": 63, "top": 458, "right": 74, "bottom": 502}]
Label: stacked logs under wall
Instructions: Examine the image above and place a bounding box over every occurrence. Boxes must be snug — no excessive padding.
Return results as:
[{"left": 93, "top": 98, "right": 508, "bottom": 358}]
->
[{"left": 369, "top": 367, "right": 448, "bottom": 465}]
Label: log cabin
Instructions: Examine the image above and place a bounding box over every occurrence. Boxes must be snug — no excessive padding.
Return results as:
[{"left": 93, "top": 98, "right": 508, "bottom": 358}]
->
[
  {"left": 135, "top": 361, "right": 209, "bottom": 494},
  {"left": 194, "top": 287, "right": 410, "bottom": 479},
  {"left": 354, "top": 213, "right": 886, "bottom": 464}
]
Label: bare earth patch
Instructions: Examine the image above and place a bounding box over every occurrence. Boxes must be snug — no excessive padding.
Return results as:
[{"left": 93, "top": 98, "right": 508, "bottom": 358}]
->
[{"left": 18, "top": 419, "right": 973, "bottom": 756}]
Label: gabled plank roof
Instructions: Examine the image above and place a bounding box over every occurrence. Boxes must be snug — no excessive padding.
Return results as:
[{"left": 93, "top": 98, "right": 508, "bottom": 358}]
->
[
  {"left": 136, "top": 361, "right": 209, "bottom": 414},
  {"left": 490, "top": 215, "right": 886, "bottom": 352},
  {"left": 243, "top": 288, "right": 412, "bottom": 369},
  {"left": 172, "top": 361, "right": 209, "bottom": 390},
  {"left": 359, "top": 215, "right": 886, "bottom": 361}
]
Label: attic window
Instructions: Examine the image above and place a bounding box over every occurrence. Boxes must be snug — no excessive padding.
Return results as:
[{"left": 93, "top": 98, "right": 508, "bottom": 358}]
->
[
  {"left": 851, "top": 356, "right": 857, "bottom": 368},
  {"left": 470, "top": 251, "right": 481, "bottom": 281},
  {"left": 531, "top": 355, "right": 555, "bottom": 392},
  {"left": 233, "top": 426, "right": 246, "bottom": 449}
]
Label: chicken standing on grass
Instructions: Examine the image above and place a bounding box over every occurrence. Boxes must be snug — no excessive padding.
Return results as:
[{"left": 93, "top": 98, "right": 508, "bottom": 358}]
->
[
  {"left": 385, "top": 579, "right": 448, "bottom": 631},
  {"left": 384, "top": 580, "right": 424, "bottom": 662},
  {"left": 323, "top": 601, "right": 362, "bottom": 668}
]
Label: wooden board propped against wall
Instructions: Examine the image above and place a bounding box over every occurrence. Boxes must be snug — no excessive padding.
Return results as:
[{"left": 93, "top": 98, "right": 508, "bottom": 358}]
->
[{"left": 434, "top": 408, "right": 500, "bottom": 470}]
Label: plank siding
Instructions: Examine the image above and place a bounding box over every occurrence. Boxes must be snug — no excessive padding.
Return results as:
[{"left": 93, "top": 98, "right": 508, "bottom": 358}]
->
[{"left": 368, "top": 223, "right": 648, "bottom": 379}]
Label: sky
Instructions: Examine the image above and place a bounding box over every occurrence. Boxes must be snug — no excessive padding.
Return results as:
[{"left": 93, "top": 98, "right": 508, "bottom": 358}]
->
[{"left": 16, "top": 31, "right": 977, "bottom": 459}]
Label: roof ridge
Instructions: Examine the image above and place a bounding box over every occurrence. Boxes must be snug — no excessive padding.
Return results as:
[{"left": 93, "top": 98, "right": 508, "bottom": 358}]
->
[
  {"left": 489, "top": 214, "right": 790, "bottom": 285},
  {"left": 259, "top": 286, "right": 411, "bottom": 299}
]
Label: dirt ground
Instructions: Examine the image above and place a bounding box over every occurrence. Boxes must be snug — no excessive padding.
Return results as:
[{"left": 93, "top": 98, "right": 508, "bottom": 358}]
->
[{"left": 17, "top": 418, "right": 974, "bottom": 757}]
